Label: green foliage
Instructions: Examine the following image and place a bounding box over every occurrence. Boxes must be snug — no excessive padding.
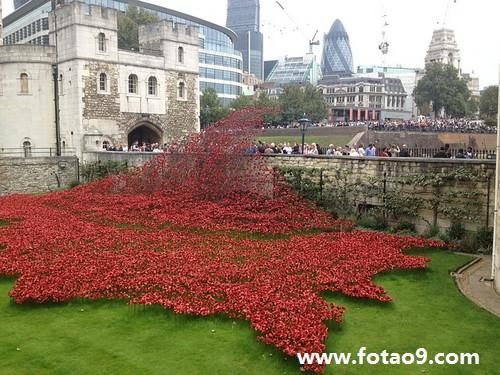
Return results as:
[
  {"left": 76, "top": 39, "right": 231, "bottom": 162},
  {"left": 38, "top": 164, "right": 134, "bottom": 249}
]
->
[
  {"left": 465, "top": 96, "right": 479, "bottom": 117},
  {"left": 118, "top": 5, "right": 159, "bottom": 50},
  {"left": 356, "top": 209, "right": 388, "bottom": 231},
  {"left": 81, "top": 161, "right": 128, "bottom": 183},
  {"left": 230, "top": 95, "right": 254, "bottom": 110},
  {"left": 279, "top": 84, "right": 327, "bottom": 123},
  {"left": 474, "top": 226, "right": 494, "bottom": 254},
  {"left": 256, "top": 92, "right": 281, "bottom": 124},
  {"left": 480, "top": 85, "right": 498, "bottom": 126},
  {"left": 394, "top": 221, "right": 416, "bottom": 233},
  {"left": 279, "top": 167, "right": 322, "bottom": 202},
  {"left": 68, "top": 180, "right": 81, "bottom": 189},
  {"left": 382, "top": 191, "right": 423, "bottom": 218},
  {"left": 401, "top": 167, "right": 489, "bottom": 187},
  {"left": 414, "top": 63, "right": 471, "bottom": 118},
  {"left": 200, "top": 88, "right": 230, "bottom": 128},
  {"left": 302, "top": 84, "right": 328, "bottom": 123},
  {"left": 446, "top": 220, "right": 466, "bottom": 241},
  {"left": 424, "top": 224, "right": 441, "bottom": 239}
]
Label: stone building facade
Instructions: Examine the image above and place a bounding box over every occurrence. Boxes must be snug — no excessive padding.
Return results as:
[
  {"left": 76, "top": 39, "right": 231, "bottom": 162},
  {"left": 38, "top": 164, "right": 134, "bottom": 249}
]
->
[
  {"left": 319, "top": 75, "right": 410, "bottom": 122},
  {"left": 0, "top": 2, "right": 200, "bottom": 158}
]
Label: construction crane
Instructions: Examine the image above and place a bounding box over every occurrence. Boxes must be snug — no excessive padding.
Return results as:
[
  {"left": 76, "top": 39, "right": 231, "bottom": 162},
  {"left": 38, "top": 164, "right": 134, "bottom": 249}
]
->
[
  {"left": 378, "top": 14, "right": 389, "bottom": 65},
  {"left": 275, "top": 1, "right": 320, "bottom": 54},
  {"left": 309, "top": 30, "right": 320, "bottom": 54}
]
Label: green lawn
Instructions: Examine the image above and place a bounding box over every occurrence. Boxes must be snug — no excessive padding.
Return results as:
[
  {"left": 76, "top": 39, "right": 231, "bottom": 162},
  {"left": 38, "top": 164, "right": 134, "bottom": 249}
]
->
[
  {"left": 0, "top": 249, "right": 499, "bottom": 375},
  {"left": 257, "top": 135, "right": 354, "bottom": 148}
]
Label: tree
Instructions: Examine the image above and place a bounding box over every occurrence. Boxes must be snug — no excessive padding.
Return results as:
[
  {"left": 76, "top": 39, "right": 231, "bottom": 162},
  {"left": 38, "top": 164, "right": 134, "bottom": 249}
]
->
[
  {"left": 414, "top": 63, "right": 471, "bottom": 118},
  {"left": 118, "top": 5, "right": 159, "bottom": 50},
  {"left": 480, "top": 85, "right": 498, "bottom": 125},
  {"left": 255, "top": 92, "right": 281, "bottom": 125},
  {"left": 279, "top": 85, "right": 304, "bottom": 123},
  {"left": 465, "top": 96, "right": 479, "bottom": 118},
  {"left": 279, "top": 84, "right": 327, "bottom": 123},
  {"left": 200, "top": 88, "right": 229, "bottom": 128},
  {"left": 230, "top": 95, "right": 254, "bottom": 110},
  {"left": 303, "top": 84, "right": 327, "bottom": 123}
]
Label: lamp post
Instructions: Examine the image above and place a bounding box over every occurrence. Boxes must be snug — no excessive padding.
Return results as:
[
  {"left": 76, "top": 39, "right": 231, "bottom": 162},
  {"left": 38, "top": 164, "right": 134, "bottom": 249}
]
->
[{"left": 298, "top": 115, "right": 311, "bottom": 155}]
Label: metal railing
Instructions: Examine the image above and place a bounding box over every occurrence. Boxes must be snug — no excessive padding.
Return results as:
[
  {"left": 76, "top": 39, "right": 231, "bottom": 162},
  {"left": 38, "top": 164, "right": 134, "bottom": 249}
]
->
[
  {"left": 0, "top": 147, "right": 77, "bottom": 158},
  {"left": 312, "top": 147, "right": 495, "bottom": 159}
]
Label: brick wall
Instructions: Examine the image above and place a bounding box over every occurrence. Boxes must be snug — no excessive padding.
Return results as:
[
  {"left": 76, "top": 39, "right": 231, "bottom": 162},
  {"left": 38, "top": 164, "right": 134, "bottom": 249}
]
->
[{"left": 0, "top": 157, "right": 79, "bottom": 196}]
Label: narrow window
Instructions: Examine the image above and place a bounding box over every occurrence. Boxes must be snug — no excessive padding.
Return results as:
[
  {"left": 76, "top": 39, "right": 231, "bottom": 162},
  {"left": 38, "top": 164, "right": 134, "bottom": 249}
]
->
[
  {"left": 178, "top": 46, "right": 184, "bottom": 63},
  {"left": 23, "top": 141, "right": 32, "bottom": 157},
  {"left": 178, "top": 81, "right": 185, "bottom": 99},
  {"left": 99, "top": 72, "right": 107, "bottom": 92},
  {"left": 20, "top": 73, "right": 29, "bottom": 94},
  {"left": 98, "top": 33, "right": 106, "bottom": 52},
  {"left": 148, "top": 76, "right": 157, "bottom": 96},
  {"left": 128, "top": 74, "right": 138, "bottom": 94}
]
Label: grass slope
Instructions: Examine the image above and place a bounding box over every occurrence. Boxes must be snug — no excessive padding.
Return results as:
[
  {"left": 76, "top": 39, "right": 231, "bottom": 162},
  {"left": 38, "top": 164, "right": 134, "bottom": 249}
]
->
[{"left": 0, "top": 249, "right": 498, "bottom": 375}]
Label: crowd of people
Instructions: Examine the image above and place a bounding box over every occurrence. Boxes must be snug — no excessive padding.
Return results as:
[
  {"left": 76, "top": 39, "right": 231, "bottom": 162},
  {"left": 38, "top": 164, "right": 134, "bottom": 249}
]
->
[
  {"left": 266, "top": 118, "right": 495, "bottom": 134},
  {"left": 103, "top": 142, "right": 166, "bottom": 153},
  {"left": 104, "top": 139, "right": 479, "bottom": 160},
  {"left": 246, "top": 141, "right": 478, "bottom": 159},
  {"left": 368, "top": 119, "right": 495, "bottom": 134}
]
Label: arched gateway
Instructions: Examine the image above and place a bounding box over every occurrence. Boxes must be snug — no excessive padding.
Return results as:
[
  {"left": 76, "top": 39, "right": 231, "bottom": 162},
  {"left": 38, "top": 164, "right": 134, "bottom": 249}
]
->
[{"left": 127, "top": 122, "right": 163, "bottom": 148}]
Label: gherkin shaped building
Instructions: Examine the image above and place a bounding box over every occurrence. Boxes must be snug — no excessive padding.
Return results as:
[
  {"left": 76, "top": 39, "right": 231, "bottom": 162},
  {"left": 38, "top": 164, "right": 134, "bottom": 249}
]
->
[{"left": 321, "top": 19, "right": 354, "bottom": 77}]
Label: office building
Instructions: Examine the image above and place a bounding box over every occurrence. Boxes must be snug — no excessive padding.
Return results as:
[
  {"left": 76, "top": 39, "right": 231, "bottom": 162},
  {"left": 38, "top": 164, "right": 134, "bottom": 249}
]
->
[
  {"left": 226, "top": 0, "right": 263, "bottom": 80},
  {"left": 321, "top": 19, "right": 353, "bottom": 77}
]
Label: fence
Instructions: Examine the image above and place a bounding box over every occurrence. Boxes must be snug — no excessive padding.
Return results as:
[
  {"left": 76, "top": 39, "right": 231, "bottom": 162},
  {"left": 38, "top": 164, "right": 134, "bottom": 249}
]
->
[
  {"left": 369, "top": 126, "right": 496, "bottom": 134},
  {"left": 315, "top": 147, "right": 495, "bottom": 159},
  {"left": 404, "top": 148, "right": 495, "bottom": 159},
  {"left": 0, "top": 147, "right": 77, "bottom": 158}
]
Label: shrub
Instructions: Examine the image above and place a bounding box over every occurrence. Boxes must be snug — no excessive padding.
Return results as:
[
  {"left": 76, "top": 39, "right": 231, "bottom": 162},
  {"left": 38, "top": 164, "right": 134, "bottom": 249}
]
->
[
  {"left": 474, "top": 226, "right": 493, "bottom": 254},
  {"left": 357, "top": 210, "right": 388, "bottom": 231},
  {"left": 394, "top": 221, "right": 416, "bottom": 233},
  {"left": 81, "top": 161, "right": 128, "bottom": 183},
  {"left": 446, "top": 220, "right": 466, "bottom": 241},
  {"left": 424, "top": 224, "right": 440, "bottom": 239},
  {"left": 68, "top": 180, "right": 81, "bottom": 189}
]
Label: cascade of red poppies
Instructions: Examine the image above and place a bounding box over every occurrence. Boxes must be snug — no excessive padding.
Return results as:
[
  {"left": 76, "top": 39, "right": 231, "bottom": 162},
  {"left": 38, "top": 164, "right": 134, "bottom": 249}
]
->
[{"left": 0, "top": 108, "right": 447, "bottom": 373}]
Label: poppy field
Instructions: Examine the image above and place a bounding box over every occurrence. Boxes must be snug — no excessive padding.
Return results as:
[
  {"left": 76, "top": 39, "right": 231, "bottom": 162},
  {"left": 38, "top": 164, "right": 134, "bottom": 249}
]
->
[{"left": 0, "top": 109, "right": 449, "bottom": 373}]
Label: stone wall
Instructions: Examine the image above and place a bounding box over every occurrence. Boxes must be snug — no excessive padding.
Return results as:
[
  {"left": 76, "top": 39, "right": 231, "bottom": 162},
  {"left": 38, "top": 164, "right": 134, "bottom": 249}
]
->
[
  {"left": 265, "top": 155, "right": 495, "bottom": 234},
  {"left": 165, "top": 71, "right": 199, "bottom": 142},
  {"left": 0, "top": 157, "right": 79, "bottom": 196},
  {"left": 83, "top": 152, "right": 156, "bottom": 168}
]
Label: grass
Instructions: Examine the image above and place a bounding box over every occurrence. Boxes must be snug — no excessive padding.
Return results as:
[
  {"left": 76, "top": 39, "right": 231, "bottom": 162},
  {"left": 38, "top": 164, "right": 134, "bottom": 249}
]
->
[
  {"left": 258, "top": 135, "right": 354, "bottom": 148},
  {"left": 0, "top": 249, "right": 499, "bottom": 374}
]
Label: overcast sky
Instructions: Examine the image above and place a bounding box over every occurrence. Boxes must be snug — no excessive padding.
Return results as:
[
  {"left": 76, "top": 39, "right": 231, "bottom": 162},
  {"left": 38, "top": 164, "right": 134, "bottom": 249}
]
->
[{"left": 3, "top": 0, "right": 499, "bottom": 88}]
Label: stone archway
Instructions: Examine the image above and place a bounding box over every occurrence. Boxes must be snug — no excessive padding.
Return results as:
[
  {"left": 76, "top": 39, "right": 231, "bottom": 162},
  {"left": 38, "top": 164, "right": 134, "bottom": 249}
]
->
[{"left": 127, "top": 122, "right": 163, "bottom": 148}]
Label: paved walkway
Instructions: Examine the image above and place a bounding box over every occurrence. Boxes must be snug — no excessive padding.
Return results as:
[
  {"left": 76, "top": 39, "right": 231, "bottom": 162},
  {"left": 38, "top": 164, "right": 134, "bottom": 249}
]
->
[{"left": 454, "top": 256, "right": 500, "bottom": 318}]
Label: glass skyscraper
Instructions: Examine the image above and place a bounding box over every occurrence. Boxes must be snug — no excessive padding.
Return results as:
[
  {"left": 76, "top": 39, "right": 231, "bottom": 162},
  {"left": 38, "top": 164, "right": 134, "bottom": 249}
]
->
[
  {"left": 321, "top": 19, "right": 353, "bottom": 77},
  {"left": 226, "top": 0, "right": 263, "bottom": 80}
]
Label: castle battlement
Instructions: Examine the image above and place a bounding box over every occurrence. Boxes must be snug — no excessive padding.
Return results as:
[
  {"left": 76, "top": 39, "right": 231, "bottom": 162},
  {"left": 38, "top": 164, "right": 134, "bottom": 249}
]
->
[
  {"left": 51, "top": 2, "right": 118, "bottom": 32},
  {"left": 139, "top": 20, "right": 199, "bottom": 48}
]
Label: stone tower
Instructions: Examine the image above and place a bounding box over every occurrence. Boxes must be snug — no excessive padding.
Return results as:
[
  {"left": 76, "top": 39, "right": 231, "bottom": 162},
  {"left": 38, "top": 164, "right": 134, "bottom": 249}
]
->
[{"left": 425, "top": 28, "right": 461, "bottom": 71}]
